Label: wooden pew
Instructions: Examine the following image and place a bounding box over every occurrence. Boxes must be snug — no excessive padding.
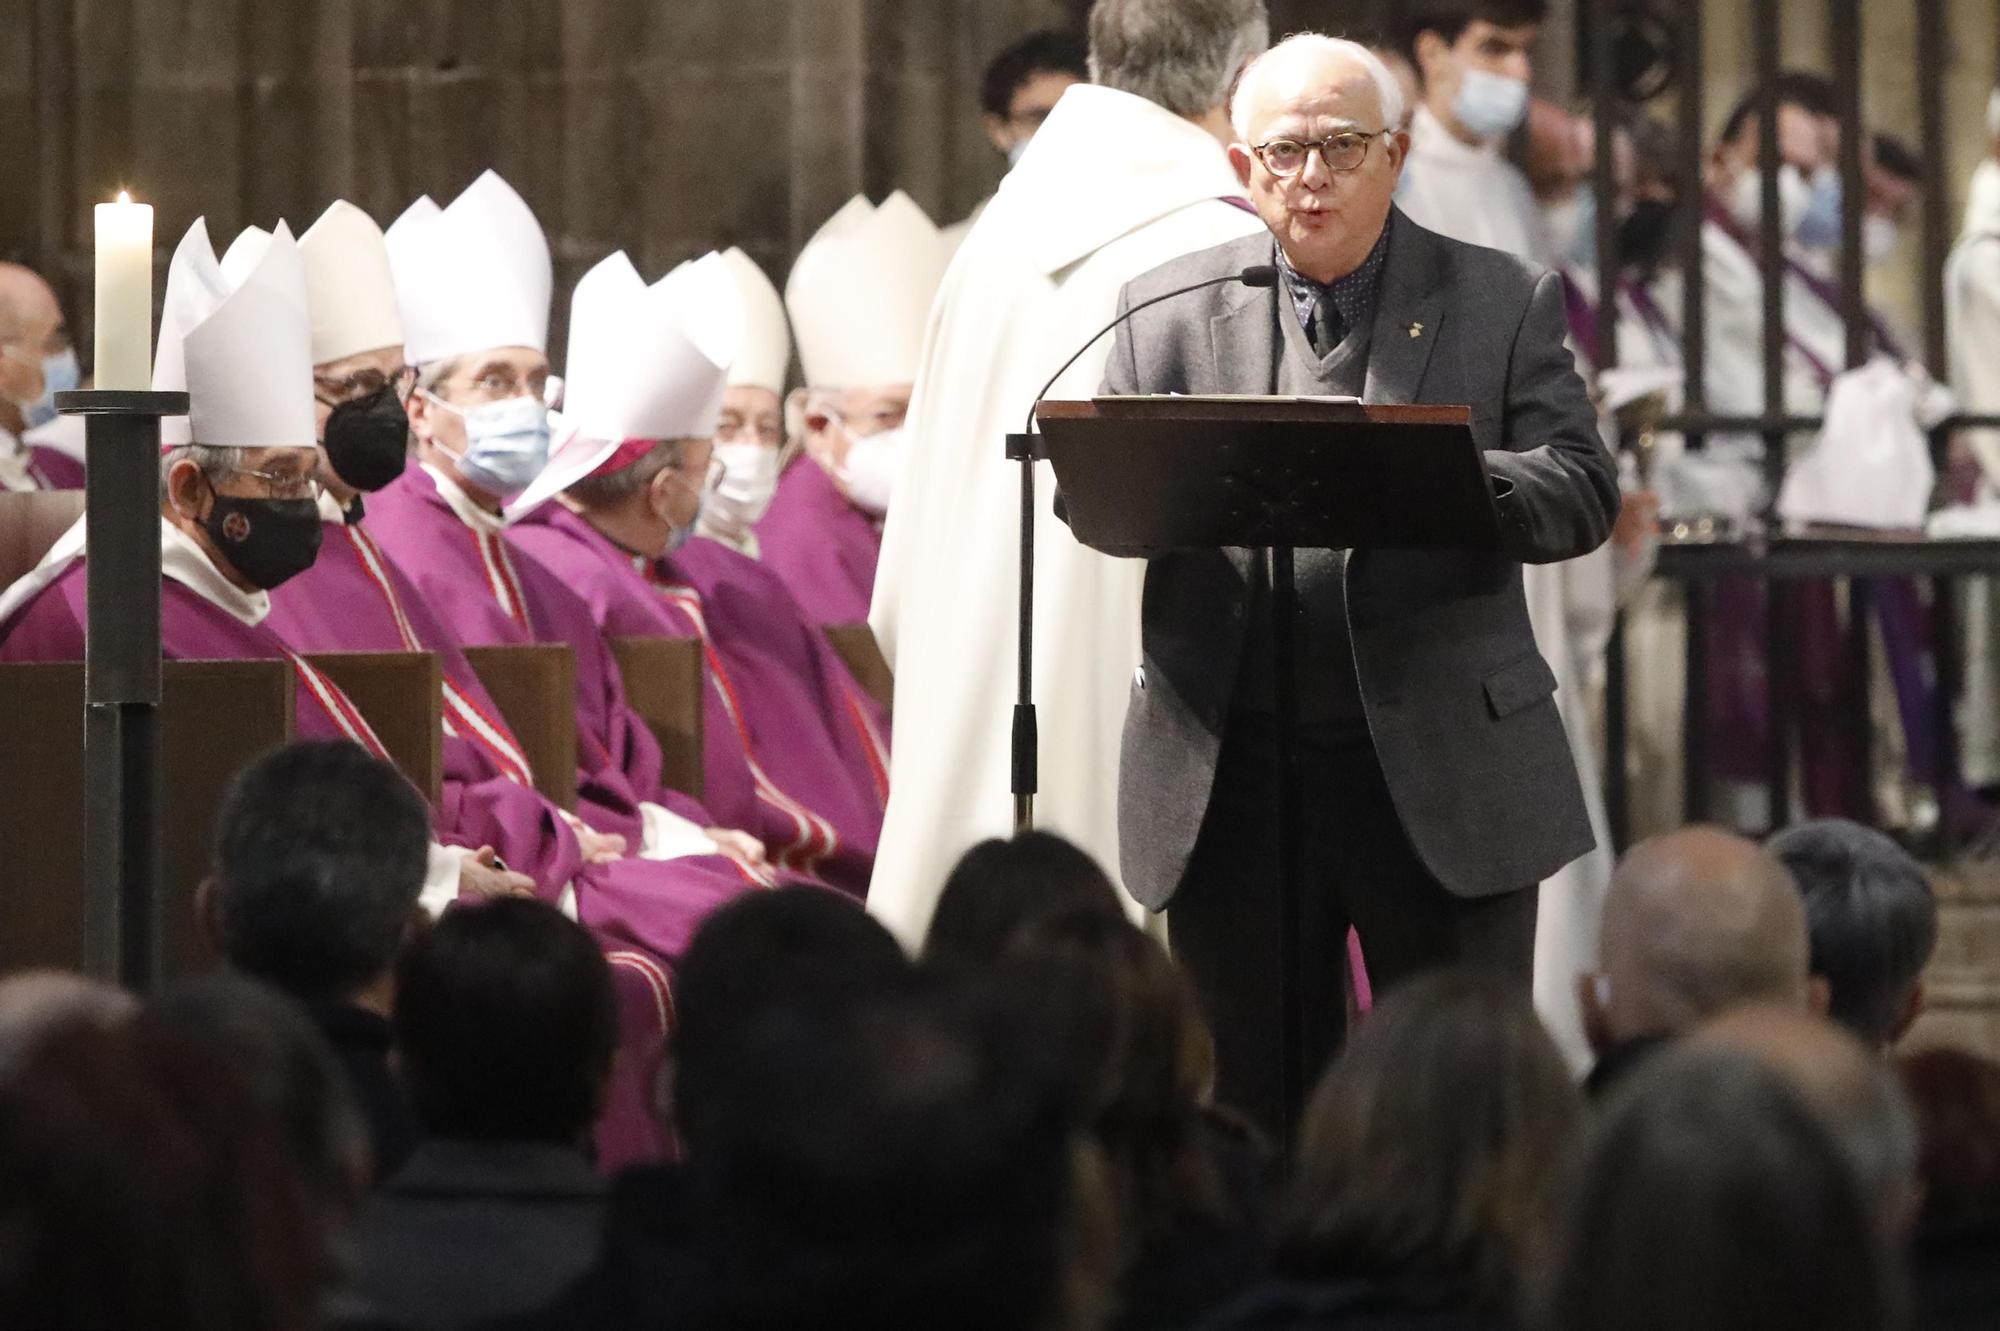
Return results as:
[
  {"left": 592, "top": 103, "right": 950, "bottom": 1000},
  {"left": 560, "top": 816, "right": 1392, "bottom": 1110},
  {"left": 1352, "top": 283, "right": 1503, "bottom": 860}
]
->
[
  {"left": 609, "top": 636, "right": 705, "bottom": 801},
  {"left": 825, "top": 622, "right": 893, "bottom": 714},
  {"left": 0, "top": 490, "right": 85, "bottom": 588},
  {"left": 462, "top": 643, "right": 578, "bottom": 812},
  {"left": 0, "top": 659, "right": 295, "bottom": 978},
  {"left": 306, "top": 651, "right": 444, "bottom": 807}
]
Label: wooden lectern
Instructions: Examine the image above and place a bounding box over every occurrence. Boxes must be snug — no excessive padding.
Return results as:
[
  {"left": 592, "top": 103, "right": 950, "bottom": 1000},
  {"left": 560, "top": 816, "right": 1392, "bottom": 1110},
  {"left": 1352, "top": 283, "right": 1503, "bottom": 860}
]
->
[{"left": 1035, "top": 395, "right": 1500, "bottom": 1142}]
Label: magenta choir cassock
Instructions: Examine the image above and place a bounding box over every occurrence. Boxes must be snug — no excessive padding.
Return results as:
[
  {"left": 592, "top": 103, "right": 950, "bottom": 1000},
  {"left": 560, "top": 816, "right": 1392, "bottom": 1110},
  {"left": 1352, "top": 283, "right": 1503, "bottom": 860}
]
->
[
  {"left": 510, "top": 502, "right": 890, "bottom": 899},
  {"left": 365, "top": 465, "right": 718, "bottom": 848},
  {"left": 0, "top": 536, "right": 773, "bottom": 1167},
  {"left": 752, "top": 454, "right": 883, "bottom": 627}
]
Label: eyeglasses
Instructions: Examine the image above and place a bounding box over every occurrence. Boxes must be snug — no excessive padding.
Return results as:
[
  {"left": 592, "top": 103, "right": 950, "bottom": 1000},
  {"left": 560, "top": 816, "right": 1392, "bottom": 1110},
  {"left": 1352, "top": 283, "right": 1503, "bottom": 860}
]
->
[
  {"left": 314, "top": 364, "right": 416, "bottom": 406},
  {"left": 455, "top": 365, "right": 552, "bottom": 404},
  {"left": 1251, "top": 130, "right": 1388, "bottom": 178},
  {"left": 216, "top": 465, "right": 321, "bottom": 502}
]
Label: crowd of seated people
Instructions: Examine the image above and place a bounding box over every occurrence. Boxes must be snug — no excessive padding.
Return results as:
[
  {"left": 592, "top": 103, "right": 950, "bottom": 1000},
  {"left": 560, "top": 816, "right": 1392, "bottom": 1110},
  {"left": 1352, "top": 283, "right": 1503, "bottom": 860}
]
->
[{"left": 0, "top": 740, "right": 1991, "bottom": 1331}]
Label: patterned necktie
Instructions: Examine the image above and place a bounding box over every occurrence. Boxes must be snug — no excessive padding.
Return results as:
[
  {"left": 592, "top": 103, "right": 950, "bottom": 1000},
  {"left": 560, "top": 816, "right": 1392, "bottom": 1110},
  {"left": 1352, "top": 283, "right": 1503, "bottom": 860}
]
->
[{"left": 1308, "top": 294, "right": 1346, "bottom": 355}]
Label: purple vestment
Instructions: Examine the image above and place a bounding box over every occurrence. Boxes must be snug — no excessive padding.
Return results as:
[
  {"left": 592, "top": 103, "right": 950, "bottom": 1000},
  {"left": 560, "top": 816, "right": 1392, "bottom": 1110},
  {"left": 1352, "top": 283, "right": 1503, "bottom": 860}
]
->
[
  {"left": 753, "top": 454, "right": 882, "bottom": 625},
  {"left": 510, "top": 505, "right": 889, "bottom": 898}
]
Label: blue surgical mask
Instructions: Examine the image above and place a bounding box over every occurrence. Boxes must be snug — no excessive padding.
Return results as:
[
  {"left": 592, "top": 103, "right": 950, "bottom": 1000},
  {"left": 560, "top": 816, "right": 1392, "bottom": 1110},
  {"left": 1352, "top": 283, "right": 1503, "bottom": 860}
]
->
[
  {"left": 1795, "top": 167, "right": 1843, "bottom": 249},
  {"left": 22, "top": 348, "right": 79, "bottom": 428},
  {"left": 423, "top": 391, "right": 551, "bottom": 502},
  {"left": 1452, "top": 68, "right": 1530, "bottom": 141}
]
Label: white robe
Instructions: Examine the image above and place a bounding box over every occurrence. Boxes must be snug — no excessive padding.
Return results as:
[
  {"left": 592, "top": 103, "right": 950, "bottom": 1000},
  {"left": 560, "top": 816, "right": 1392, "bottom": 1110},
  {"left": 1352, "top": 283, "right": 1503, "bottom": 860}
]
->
[
  {"left": 1399, "top": 104, "right": 1611, "bottom": 1067},
  {"left": 867, "top": 84, "right": 1263, "bottom": 948},
  {"left": 1945, "top": 159, "right": 2000, "bottom": 784}
]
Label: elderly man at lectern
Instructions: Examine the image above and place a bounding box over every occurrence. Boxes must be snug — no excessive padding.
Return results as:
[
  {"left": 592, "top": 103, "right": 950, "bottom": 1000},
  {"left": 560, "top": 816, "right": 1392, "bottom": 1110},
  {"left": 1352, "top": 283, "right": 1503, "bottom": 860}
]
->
[{"left": 1100, "top": 33, "right": 1618, "bottom": 1131}]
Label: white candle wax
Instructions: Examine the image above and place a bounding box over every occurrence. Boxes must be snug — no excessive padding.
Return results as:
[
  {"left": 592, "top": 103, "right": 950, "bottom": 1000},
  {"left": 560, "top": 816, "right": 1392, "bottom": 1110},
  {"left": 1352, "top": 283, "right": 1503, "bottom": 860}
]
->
[{"left": 93, "top": 193, "right": 154, "bottom": 391}]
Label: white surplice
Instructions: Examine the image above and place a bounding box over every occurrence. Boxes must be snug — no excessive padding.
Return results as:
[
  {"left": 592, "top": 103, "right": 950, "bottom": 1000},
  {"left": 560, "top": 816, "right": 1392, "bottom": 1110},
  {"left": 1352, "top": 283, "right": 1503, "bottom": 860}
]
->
[
  {"left": 1399, "top": 102, "right": 1613, "bottom": 1066},
  {"left": 1946, "top": 160, "right": 2000, "bottom": 784},
  {"left": 866, "top": 84, "right": 1263, "bottom": 947}
]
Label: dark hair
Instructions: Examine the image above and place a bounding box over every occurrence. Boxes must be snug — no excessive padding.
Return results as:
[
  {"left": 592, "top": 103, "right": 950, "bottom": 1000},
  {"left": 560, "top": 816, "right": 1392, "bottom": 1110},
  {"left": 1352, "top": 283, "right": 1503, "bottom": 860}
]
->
[
  {"left": 1720, "top": 70, "right": 1841, "bottom": 145},
  {"left": 0, "top": 1021, "right": 324, "bottom": 1331},
  {"left": 670, "top": 887, "right": 911, "bottom": 1149},
  {"left": 393, "top": 898, "right": 617, "bottom": 1142},
  {"left": 981, "top": 29, "right": 1088, "bottom": 118},
  {"left": 925, "top": 831, "right": 1130, "bottom": 970},
  {"left": 685, "top": 976, "right": 1105, "bottom": 1331},
  {"left": 566, "top": 438, "right": 683, "bottom": 509},
  {"left": 994, "top": 908, "right": 1227, "bottom": 1255},
  {"left": 1543, "top": 1045, "right": 1906, "bottom": 1331},
  {"left": 1898, "top": 1047, "right": 2000, "bottom": 1225},
  {"left": 1872, "top": 132, "right": 1923, "bottom": 183},
  {"left": 1767, "top": 819, "right": 1937, "bottom": 1044},
  {"left": 212, "top": 742, "right": 430, "bottom": 1002},
  {"left": 1401, "top": 0, "right": 1549, "bottom": 62},
  {"left": 146, "top": 974, "right": 369, "bottom": 1218},
  {"left": 1277, "top": 969, "right": 1579, "bottom": 1315}
]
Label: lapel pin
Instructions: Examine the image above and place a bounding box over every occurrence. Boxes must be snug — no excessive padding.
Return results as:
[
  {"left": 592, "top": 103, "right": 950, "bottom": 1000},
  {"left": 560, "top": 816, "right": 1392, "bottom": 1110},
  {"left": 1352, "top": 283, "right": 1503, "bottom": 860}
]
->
[{"left": 1408, "top": 322, "right": 1424, "bottom": 339}]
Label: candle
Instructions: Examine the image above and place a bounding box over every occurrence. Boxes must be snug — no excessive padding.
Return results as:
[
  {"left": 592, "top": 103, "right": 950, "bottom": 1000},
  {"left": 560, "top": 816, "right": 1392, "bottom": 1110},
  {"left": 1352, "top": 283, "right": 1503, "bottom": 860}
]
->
[{"left": 93, "top": 191, "right": 154, "bottom": 391}]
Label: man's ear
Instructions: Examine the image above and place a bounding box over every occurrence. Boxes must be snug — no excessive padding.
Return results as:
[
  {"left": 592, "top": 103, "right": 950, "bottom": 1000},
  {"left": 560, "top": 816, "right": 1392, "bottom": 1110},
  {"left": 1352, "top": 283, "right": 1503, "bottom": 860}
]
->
[
  {"left": 1386, "top": 129, "right": 1411, "bottom": 172},
  {"left": 164, "top": 458, "right": 206, "bottom": 523},
  {"left": 982, "top": 112, "right": 1011, "bottom": 155},
  {"left": 1890, "top": 980, "right": 1927, "bottom": 1045},
  {"left": 1228, "top": 143, "right": 1256, "bottom": 191},
  {"left": 1413, "top": 30, "right": 1448, "bottom": 83},
  {"left": 1807, "top": 974, "right": 1833, "bottom": 1016},
  {"left": 194, "top": 877, "right": 226, "bottom": 956}
]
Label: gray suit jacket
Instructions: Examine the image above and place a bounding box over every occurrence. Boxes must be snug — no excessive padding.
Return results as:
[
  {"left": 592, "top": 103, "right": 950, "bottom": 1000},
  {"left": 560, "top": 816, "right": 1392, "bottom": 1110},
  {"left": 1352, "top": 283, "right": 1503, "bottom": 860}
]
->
[{"left": 1102, "top": 209, "right": 1619, "bottom": 911}]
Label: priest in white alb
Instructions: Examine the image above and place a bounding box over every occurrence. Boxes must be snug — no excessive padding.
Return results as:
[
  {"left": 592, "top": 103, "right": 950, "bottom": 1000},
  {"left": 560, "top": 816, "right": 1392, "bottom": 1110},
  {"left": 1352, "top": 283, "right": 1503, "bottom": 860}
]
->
[{"left": 865, "top": 0, "right": 1270, "bottom": 944}]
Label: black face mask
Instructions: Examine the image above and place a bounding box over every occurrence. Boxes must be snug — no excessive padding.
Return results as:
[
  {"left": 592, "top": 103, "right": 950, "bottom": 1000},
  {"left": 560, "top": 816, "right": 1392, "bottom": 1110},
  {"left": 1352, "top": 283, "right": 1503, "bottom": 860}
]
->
[
  {"left": 320, "top": 384, "right": 411, "bottom": 492},
  {"left": 202, "top": 493, "right": 324, "bottom": 590},
  {"left": 1617, "top": 198, "right": 1677, "bottom": 275}
]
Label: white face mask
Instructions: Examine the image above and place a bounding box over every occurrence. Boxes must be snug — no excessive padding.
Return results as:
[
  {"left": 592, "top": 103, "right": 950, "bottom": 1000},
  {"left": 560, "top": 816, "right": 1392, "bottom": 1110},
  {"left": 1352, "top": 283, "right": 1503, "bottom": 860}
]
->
[
  {"left": 421, "top": 391, "right": 551, "bottom": 503},
  {"left": 1726, "top": 162, "right": 1812, "bottom": 244},
  {"left": 1452, "top": 67, "right": 1530, "bottom": 140},
  {"left": 698, "top": 440, "right": 782, "bottom": 547},
  {"left": 1862, "top": 214, "right": 1900, "bottom": 265},
  {"left": 837, "top": 424, "right": 904, "bottom": 516}
]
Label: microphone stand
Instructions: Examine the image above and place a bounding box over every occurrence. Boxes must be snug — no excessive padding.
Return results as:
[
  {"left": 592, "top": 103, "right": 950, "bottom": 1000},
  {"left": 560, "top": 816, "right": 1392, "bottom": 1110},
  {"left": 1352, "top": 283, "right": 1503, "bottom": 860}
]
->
[{"left": 1001, "top": 266, "right": 1278, "bottom": 831}]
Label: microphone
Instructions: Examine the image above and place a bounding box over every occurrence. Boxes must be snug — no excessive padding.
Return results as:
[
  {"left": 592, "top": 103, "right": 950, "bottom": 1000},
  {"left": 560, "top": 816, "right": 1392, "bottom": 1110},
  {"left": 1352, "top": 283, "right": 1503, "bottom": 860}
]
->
[
  {"left": 1016, "top": 265, "right": 1281, "bottom": 436},
  {"left": 1002, "top": 261, "right": 1278, "bottom": 830}
]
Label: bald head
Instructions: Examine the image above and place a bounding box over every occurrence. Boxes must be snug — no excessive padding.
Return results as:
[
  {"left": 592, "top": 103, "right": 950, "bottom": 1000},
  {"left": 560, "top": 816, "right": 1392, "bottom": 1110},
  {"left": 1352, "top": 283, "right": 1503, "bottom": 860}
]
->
[
  {"left": 1230, "top": 34, "right": 1404, "bottom": 141},
  {"left": 1595, "top": 826, "right": 1812, "bottom": 1043},
  {"left": 0, "top": 263, "right": 70, "bottom": 433},
  {"left": 1696, "top": 1006, "right": 1920, "bottom": 1230}
]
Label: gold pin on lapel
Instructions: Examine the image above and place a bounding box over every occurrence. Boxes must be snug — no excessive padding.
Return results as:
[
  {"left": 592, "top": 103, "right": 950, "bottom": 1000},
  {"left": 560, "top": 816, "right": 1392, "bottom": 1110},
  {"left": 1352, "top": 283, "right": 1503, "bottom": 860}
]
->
[{"left": 1408, "top": 322, "right": 1424, "bottom": 339}]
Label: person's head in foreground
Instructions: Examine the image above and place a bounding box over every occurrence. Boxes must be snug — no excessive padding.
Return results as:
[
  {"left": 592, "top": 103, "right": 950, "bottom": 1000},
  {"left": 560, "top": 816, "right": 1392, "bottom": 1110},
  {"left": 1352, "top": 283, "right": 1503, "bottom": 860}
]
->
[
  {"left": 203, "top": 741, "right": 431, "bottom": 1012},
  {"left": 981, "top": 29, "right": 1088, "bottom": 165},
  {"left": 393, "top": 897, "right": 616, "bottom": 1146},
  {"left": 1541, "top": 1043, "right": 1908, "bottom": 1331},
  {"left": 990, "top": 906, "right": 1230, "bottom": 1257},
  {"left": 924, "top": 830, "right": 1131, "bottom": 970},
  {"left": 1269, "top": 968, "right": 1579, "bottom": 1321},
  {"left": 146, "top": 974, "right": 373, "bottom": 1238},
  {"left": 1087, "top": 0, "right": 1269, "bottom": 143},
  {"left": 1695, "top": 1004, "right": 1923, "bottom": 1239},
  {"left": 683, "top": 975, "right": 1114, "bottom": 1331},
  {"left": 1228, "top": 34, "right": 1410, "bottom": 284},
  {"left": 1580, "top": 825, "right": 1819, "bottom": 1085},
  {"left": 0, "top": 970, "right": 135, "bottom": 1084},
  {"left": 667, "top": 886, "right": 911, "bottom": 1151},
  {"left": 1767, "top": 818, "right": 1937, "bottom": 1048},
  {"left": 0, "top": 1020, "right": 325, "bottom": 1331},
  {"left": 1403, "top": 0, "right": 1546, "bottom": 146}
]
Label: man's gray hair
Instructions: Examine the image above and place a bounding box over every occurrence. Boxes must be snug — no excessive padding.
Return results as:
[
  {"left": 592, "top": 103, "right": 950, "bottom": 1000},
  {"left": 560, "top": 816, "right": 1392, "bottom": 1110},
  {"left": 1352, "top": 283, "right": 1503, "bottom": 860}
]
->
[
  {"left": 1088, "top": 0, "right": 1269, "bottom": 119},
  {"left": 159, "top": 442, "right": 234, "bottom": 501},
  {"left": 1230, "top": 32, "right": 1407, "bottom": 140}
]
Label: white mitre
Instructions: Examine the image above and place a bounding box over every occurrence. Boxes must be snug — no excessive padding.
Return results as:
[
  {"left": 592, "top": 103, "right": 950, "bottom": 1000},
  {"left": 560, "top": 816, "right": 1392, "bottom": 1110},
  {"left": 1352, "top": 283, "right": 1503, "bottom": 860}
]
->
[
  {"left": 506, "top": 250, "right": 744, "bottom": 518},
  {"left": 783, "top": 191, "right": 951, "bottom": 389},
  {"left": 154, "top": 219, "right": 316, "bottom": 451},
  {"left": 295, "top": 201, "right": 404, "bottom": 366},
  {"left": 719, "top": 247, "right": 791, "bottom": 395},
  {"left": 384, "top": 170, "right": 552, "bottom": 365}
]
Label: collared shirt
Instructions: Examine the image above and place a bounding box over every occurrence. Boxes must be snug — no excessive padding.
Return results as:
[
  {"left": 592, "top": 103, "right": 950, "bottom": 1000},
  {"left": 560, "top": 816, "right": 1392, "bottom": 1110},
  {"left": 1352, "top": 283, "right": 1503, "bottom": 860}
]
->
[{"left": 1275, "top": 222, "right": 1392, "bottom": 344}]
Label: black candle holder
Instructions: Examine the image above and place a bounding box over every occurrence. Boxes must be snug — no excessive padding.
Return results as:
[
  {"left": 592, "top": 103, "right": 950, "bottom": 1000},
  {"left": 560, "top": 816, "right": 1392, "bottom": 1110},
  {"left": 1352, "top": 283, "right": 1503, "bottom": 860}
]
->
[{"left": 53, "top": 387, "right": 187, "bottom": 990}]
